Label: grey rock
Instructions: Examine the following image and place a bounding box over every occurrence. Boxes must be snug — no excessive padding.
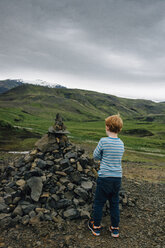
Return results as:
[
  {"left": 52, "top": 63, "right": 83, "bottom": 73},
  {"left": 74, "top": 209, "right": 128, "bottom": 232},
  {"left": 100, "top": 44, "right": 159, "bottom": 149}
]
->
[
  {"left": 81, "top": 181, "right": 93, "bottom": 191},
  {"left": 36, "top": 159, "right": 47, "bottom": 169},
  {"left": 64, "top": 152, "right": 77, "bottom": 159},
  {"left": 70, "top": 158, "right": 76, "bottom": 164},
  {"left": 13, "top": 197, "right": 21, "bottom": 204},
  {"left": 52, "top": 151, "right": 62, "bottom": 159},
  {"left": 77, "top": 162, "right": 83, "bottom": 172},
  {"left": 59, "top": 177, "right": 70, "bottom": 185},
  {"left": 56, "top": 199, "right": 72, "bottom": 209},
  {"left": 13, "top": 205, "right": 23, "bottom": 216},
  {"left": 67, "top": 183, "right": 74, "bottom": 191},
  {"left": 44, "top": 214, "right": 52, "bottom": 221},
  {"left": 29, "top": 210, "right": 36, "bottom": 218},
  {"left": 78, "top": 157, "right": 88, "bottom": 168},
  {"left": 79, "top": 209, "right": 90, "bottom": 219},
  {"left": 5, "top": 165, "right": 15, "bottom": 176},
  {"left": 4, "top": 194, "right": 12, "bottom": 205},
  {"left": 16, "top": 179, "right": 26, "bottom": 188},
  {"left": 60, "top": 158, "right": 70, "bottom": 169},
  {"left": 70, "top": 171, "right": 81, "bottom": 184},
  {"left": 24, "top": 154, "right": 34, "bottom": 163},
  {"left": 19, "top": 200, "right": 30, "bottom": 206},
  {"left": 6, "top": 182, "right": 15, "bottom": 188},
  {"left": 73, "top": 198, "right": 79, "bottom": 206},
  {"left": 78, "top": 198, "right": 86, "bottom": 206},
  {"left": 74, "top": 187, "right": 88, "bottom": 201},
  {"left": 4, "top": 186, "right": 15, "bottom": 194},
  {"left": 0, "top": 202, "right": 8, "bottom": 213},
  {"left": 22, "top": 204, "right": 36, "bottom": 214},
  {"left": 35, "top": 134, "right": 59, "bottom": 152},
  {"left": 36, "top": 152, "right": 44, "bottom": 159},
  {"left": 63, "top": 208, "right": 79, "bottom": 219},
  {"left": 46, "top": 160, "right": 54, "bottom": 167},
  {"left": 15, "top": 157, "right": 25, "bottom": 168},
  {"left": 48, "top": 198, "right": 56, "bottom": 208},
  {"left": 27, "top": 177, "right": 43, "bottom": 202},
  {"left": 24, "top": 169, "right": 43, "bottom": 180},
  {"left": 51, "top": 194, "right": 59, "bottom": 202},
  {"left": 63, "top": 166, "right": 74, "bottom": 174},
  {"left": 47, "top": 155, "right": 54, "bottom": 160},
  {"left": 53, "top": 164, "right": 61, "bottom": 171},
  {"left": 64, "top": 191, "right": 74, "bottom": 200}
]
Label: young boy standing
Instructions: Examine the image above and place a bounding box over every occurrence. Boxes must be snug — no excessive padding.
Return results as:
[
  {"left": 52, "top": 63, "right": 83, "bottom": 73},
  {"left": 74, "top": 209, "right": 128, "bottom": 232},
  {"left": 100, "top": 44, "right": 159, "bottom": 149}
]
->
[{"left": 88, "top": 114, "right": 124, "bottom": 237}]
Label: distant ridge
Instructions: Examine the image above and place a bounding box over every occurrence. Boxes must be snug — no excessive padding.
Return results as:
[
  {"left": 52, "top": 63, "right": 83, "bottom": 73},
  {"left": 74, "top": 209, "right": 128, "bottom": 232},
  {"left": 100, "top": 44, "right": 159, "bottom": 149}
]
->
[
  {"left": 0, "top": 79, "right": 23, "bottom": 94},
  {"left": 22, "top": 79, "right": 66, "bottom": 89},
  {"left": 0, "top": 79, "right": 66, "bottom": 94}
]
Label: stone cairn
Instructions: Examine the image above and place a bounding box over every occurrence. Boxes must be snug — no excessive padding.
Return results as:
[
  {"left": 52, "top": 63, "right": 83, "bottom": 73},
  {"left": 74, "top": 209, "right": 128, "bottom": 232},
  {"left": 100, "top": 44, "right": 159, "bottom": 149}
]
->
[{"left": 0, "top": 114, "right": 129, "bottom": 226}]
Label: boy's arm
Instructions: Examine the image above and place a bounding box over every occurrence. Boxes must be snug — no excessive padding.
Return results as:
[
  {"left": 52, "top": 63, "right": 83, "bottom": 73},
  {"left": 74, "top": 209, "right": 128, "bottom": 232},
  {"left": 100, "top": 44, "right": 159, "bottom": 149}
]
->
[{"left": 93, "top": 139, "right": 103, "bottom": 160}]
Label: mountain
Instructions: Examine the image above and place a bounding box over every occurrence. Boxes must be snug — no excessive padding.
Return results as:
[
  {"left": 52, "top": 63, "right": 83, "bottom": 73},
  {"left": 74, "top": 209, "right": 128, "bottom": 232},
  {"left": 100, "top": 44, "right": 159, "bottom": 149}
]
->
[
  {"left": 0, "top": 79, "right": 66, "bottom": 94},
  {"left": 0, "top": 79, "right": 23, "bottom": 94},
  {"left": 0, "top": 83, "right": 165, "bottom": 123}
]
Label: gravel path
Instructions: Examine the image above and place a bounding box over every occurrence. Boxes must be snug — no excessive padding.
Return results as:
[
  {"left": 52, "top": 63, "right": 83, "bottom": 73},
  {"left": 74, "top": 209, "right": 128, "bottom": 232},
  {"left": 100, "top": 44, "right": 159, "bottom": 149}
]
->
[{"left": 1, "top": 177, "right": 164, "bottom": 248}]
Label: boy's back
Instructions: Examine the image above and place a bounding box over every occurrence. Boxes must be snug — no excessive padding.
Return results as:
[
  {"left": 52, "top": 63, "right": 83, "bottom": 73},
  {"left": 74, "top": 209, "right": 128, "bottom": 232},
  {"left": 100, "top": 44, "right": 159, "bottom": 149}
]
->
[{"left": 93, "top": 136, "right": 124, "bottom": 178}]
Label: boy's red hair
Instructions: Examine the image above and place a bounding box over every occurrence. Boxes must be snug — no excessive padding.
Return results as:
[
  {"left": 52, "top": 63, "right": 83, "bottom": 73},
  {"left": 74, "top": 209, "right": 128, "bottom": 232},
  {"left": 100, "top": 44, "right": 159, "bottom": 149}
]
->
[{"left": 105, "top": 114, "right": 123, "bottom": 133}]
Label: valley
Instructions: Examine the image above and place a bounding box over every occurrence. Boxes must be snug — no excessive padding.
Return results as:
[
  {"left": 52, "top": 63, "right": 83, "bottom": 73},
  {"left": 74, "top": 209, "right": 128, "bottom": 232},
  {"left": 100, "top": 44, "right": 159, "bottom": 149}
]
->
[{"left": 0, "top": 84, "right": 164, "bottom": 183}]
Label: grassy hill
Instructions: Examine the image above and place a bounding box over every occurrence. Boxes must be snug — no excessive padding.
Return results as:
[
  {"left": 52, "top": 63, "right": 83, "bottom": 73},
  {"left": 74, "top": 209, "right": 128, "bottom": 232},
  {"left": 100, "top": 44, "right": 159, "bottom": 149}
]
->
[
  {"left": 0, "top": 83, "right": 165, "bottom": 121},
  {"left": 0, "top": 119, "right": 40, "bottom": 151},
  {"left": 0, "top": 84, "right": 165, "bottom": 155}
]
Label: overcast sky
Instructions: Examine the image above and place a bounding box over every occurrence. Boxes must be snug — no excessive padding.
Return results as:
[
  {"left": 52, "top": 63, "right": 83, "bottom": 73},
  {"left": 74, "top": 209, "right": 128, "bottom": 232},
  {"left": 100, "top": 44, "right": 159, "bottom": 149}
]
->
[{"left": 0, "top": 0, "right": 165, "bottom": 101}]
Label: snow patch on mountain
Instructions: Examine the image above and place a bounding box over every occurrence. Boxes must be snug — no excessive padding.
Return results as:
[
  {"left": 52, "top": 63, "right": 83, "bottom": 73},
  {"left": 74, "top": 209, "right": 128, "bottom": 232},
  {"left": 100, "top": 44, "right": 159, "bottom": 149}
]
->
[{"left": 21, "top": 79, "right": 66, "bottom": 89}]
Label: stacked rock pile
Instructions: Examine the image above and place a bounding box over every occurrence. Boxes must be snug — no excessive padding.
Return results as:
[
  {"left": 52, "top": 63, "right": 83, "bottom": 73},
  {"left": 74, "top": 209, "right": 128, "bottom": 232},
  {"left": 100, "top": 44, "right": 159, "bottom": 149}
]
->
[{"left": 0, "top": 114, "right": 129, "bottom": 226}]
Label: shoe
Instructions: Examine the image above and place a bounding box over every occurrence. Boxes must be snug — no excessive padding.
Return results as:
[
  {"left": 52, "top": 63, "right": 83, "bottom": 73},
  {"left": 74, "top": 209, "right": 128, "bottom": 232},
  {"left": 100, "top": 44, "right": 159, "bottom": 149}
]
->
[
  {"left": 109, "top": 226, "right": 119, "bottom": 238},
  {"left": 88, "top": 219, "right": 101, "bottom": 236}
]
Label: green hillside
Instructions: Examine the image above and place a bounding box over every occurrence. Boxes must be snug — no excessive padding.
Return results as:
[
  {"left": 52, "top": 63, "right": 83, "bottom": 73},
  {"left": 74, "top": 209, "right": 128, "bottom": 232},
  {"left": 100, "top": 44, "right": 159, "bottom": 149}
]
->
[
  {"left": 0, "top": 119, "right": 40, "bottom": 151},
  {"left": 0, "top": 84, "right": 165, "bottom": 155},
  {"left": 0, "top": 84, "right": 165, "bottom": 121}
]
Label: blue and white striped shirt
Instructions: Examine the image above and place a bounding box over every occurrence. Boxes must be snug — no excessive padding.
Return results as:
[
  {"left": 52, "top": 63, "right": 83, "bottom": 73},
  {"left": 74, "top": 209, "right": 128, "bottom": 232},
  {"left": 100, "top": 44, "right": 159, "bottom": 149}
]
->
[{"left": 93, "top": 137, "right": 124, "bottom": 178}]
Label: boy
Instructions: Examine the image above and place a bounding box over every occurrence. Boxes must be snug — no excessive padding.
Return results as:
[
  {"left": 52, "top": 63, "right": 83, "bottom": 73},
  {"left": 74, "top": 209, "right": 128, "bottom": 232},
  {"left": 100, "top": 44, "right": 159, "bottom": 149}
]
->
[{"left": 88, "top": 114, "right": 124, "bottom": 237}]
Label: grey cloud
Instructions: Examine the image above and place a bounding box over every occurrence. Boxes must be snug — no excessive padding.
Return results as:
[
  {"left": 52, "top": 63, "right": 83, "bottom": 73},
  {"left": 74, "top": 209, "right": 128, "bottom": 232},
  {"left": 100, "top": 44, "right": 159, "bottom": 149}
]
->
[{"left": 0, "top": 0, "right": 165, "bottom": 100}]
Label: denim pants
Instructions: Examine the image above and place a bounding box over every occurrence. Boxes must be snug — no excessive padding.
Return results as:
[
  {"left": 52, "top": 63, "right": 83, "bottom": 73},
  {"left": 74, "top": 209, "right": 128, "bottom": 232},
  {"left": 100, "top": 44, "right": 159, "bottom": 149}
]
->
[{"left": 92, "top": 177, "right": 121, "bottom": 227}]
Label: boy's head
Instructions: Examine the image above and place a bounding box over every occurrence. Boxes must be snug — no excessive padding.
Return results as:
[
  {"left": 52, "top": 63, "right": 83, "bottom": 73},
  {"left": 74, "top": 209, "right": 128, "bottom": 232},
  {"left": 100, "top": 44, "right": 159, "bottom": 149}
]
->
[{"left": 105, "top": 114, "right": 123, "bottom": 133}]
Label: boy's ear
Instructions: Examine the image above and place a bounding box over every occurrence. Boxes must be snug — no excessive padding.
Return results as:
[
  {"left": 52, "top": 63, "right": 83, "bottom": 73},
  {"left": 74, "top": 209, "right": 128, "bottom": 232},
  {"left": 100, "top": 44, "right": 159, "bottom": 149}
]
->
[{"left": 106, "top": 125, "right": 110, "bottom": 131}]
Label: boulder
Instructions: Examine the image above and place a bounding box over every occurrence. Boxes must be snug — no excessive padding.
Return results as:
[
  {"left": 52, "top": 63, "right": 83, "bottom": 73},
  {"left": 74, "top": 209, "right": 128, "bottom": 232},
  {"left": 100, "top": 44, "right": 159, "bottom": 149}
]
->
[{"left": 27, "top": 177, "right": 43, "bottom": 202}]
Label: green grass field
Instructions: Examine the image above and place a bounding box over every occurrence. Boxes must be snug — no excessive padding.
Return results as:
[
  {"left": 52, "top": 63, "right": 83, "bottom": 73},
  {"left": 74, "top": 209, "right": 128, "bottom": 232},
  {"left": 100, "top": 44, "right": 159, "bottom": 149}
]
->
[
  {"left": 0, "top": 108, "right": 165, "bottom": 183},
  {"left": 0, "top": 106, "right": 165, "bottom": 156},
  {"left": 65, "top": 119, "right": 165, "bottom": 155}
]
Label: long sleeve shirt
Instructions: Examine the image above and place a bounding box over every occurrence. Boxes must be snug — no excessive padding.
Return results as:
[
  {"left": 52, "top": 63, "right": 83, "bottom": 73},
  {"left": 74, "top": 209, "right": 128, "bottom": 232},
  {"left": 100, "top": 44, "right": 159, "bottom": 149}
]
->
[{"left": 93, "top": 137, "right": 124, "bottom": 178}]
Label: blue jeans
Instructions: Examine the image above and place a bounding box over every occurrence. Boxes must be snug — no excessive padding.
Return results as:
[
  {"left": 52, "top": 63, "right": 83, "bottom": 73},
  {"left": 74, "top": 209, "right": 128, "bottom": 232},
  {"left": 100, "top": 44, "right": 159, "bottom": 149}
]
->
[{"left": 92, "top": 177, "right": 121, "bottom": 227}]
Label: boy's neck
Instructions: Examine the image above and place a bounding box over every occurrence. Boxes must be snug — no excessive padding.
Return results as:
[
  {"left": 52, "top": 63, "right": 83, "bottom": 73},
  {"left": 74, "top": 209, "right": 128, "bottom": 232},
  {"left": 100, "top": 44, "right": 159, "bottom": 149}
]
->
[{"left": 106, "top": 131, "right": 118, "bottom": 138}]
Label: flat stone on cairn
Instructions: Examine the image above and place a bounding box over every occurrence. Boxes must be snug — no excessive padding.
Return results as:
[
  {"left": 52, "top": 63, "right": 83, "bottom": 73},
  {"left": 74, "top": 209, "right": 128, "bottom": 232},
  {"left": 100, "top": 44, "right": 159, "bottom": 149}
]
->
[
  {"left": 35, "top": 113, "right": 70, "bottom": 153},
  {"left": 48, "top": 113, "right": 70, "bottom": 134},
  {"left": 0, "top": 114, "right": 131, "bottom": 227}
]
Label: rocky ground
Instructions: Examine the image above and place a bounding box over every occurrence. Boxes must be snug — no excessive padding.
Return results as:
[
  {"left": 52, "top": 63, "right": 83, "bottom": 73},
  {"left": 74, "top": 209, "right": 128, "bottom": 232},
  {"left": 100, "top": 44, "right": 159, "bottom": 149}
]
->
[{"left": 0, "top": 176, "right": 164, "bottom": 248}]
